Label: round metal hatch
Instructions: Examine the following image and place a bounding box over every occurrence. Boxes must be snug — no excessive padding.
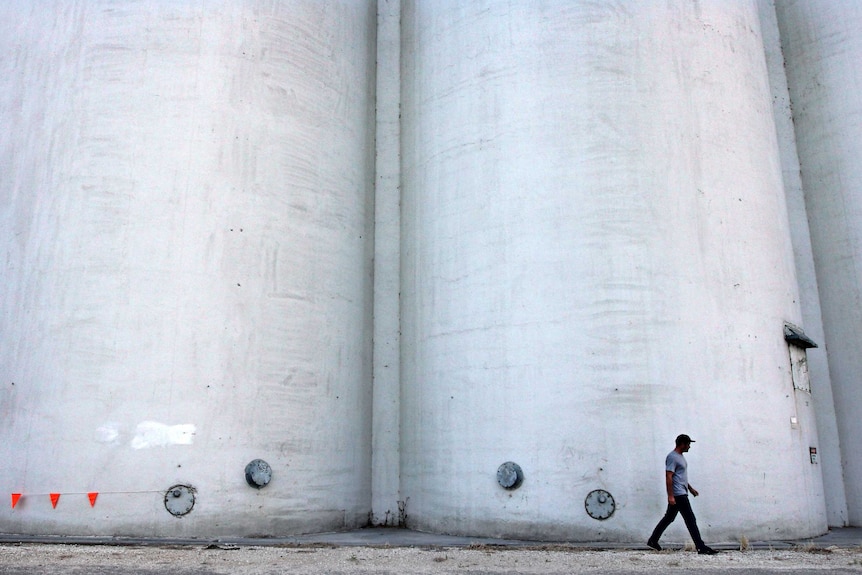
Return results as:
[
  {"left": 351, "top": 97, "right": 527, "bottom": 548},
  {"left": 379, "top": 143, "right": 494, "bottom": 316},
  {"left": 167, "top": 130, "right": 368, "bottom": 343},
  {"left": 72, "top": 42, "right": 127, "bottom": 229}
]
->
[
  {"left": 584, "top": 489, "right": 615, "bottom": 520},
  {"left": 496, "top": 462, "right": 524, "bottom": 490},
  {"left": 245, "top": 459, "right": 273, "bottom": 489},
  {"left": 164, "top": 484, "right": 196, "bottom": 517}
]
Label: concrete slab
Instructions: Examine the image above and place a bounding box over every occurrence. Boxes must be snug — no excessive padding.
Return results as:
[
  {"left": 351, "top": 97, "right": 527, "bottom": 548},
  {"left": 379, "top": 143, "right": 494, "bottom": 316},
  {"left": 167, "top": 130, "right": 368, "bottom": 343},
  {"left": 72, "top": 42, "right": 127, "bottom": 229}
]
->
[{"left": 0, "top": 526, "right": 859, "bottom": 550}]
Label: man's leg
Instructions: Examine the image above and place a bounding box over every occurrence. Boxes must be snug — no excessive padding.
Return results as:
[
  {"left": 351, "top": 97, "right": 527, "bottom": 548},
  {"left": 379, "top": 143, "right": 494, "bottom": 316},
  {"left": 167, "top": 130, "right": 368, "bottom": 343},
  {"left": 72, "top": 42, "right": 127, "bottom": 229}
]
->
[
  {"left": 674, "top": 495, "right": 706, "bottom": 549},
  {"left": 648, "top": 503, "right": 679, "bottom": 549}
]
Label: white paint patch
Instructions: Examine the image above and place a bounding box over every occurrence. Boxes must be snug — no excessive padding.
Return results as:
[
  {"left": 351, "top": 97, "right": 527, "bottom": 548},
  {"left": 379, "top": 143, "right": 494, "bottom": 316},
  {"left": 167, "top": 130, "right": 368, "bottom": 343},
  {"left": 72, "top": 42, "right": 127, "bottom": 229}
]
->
[
  {"left": 95, "top": 423, "right": 121, "bottom": 444},
  {"left": 131, "top": 421, "right": 196, "bottom": 449}
]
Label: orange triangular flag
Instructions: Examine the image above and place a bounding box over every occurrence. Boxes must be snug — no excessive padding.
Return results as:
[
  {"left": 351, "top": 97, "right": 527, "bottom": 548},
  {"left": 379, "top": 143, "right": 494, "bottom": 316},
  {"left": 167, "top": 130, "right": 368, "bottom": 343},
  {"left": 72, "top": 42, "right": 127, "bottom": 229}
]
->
[
  {"left": 87, "top": 492, "right": 98, "bottom": 507},
  {"left": 11, "top": 493, "right": 21, "bottom": 508},
  {"left": 50, "top": 493, "right": 60, "bottom": 508}
]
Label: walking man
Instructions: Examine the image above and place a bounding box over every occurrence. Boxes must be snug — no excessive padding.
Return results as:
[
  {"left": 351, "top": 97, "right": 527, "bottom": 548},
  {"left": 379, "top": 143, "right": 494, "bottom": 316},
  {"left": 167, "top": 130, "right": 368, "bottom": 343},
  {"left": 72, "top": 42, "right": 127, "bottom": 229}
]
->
[{"left": 647, "top": 434, "right": 719, "bottom": 554}]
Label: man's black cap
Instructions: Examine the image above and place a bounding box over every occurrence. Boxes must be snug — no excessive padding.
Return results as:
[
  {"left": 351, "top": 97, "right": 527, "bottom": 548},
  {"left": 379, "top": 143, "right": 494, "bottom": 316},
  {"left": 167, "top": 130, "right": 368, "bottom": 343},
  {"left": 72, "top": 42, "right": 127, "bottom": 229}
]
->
[{"left": 676, "top": 434, "right": 695, "bottom": 445}]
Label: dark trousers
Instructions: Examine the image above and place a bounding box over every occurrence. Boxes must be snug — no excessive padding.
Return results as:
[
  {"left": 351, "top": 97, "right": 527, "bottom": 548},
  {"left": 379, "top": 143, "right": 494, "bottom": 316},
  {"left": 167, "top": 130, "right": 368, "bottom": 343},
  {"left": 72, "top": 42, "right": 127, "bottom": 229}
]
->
[{"left": 649, "top": 495, "right": 705, "bottom": 549}]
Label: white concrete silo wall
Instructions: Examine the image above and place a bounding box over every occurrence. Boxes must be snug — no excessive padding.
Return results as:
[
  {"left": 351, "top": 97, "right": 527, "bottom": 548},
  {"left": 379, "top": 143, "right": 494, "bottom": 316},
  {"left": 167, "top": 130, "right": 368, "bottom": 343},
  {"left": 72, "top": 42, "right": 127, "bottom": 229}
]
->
[
  {"left": 758, "top": 0, "right": 848, "bottom": 527},
  {"left": 775, "top": 1, "right": 862, "bottom": 526},
  {"left": 401, "top": 1, "right": 826, "bottom": 541},
  {"left": 0, "top": 1, "right": 376, "bottom": 537},
  {"left": 371, "top": 0, "right": 403, "bottom": 526}
]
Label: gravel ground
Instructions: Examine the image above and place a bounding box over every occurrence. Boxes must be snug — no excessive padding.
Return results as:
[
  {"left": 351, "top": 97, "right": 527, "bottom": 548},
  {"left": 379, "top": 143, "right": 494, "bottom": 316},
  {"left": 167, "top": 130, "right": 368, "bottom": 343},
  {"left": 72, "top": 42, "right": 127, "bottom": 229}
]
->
[{"left": 1, "top": 544, "right": 862, "bottom": 575}]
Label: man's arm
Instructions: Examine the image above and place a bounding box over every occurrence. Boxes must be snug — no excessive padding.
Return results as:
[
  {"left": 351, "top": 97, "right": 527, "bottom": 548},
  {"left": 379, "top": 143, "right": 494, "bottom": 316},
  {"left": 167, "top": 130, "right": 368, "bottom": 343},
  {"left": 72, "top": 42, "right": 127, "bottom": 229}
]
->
[
  {"left": 665, "top": 470, "right": 675, "bottom": 505},
  {"left": 688, "top": 484, "right": 699, "bottom": 497}
]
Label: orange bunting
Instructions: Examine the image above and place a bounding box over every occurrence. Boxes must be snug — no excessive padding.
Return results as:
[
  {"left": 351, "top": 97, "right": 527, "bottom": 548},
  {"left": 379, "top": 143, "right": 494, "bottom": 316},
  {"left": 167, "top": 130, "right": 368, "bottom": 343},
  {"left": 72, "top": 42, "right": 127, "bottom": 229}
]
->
[
  {"left": 11, "top": 493, "right": 21, "bottom": 508},
  {"left": 50, "top": 493, "right": 60, "bottom": 508},
  {"left": 88, "top": 492, "right": 98, "bottom": 507}
]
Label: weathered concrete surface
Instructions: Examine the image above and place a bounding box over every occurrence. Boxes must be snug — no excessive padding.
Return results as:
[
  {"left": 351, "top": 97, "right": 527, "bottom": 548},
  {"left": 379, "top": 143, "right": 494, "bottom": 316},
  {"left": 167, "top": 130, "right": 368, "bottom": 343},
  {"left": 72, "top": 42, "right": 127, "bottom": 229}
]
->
[
  {"left": 3, "top": 0, "right": 861, "bottom": 545},
  {"left": 0, "top": 1, "right": 377, "bottom": 538},
  {"left": 399, "top": 0, "right": 822, "bottom": 542},
  {"left": 758, "top": 0, "right": 848, "bottom": 529},
  {"left": 775, "top": 0, "right": 862, "bottom": 527}
]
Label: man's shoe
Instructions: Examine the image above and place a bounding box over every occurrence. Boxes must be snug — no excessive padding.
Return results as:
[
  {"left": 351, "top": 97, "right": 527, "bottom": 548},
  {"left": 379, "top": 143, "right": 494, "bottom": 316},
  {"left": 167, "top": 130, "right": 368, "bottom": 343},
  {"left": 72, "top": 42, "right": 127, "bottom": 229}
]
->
[
  {"left": 646, "top": 540, "right": 662, "bottom": 551},
  {"left": 697, "top": 546, "right": 719, "bottom": 555}
]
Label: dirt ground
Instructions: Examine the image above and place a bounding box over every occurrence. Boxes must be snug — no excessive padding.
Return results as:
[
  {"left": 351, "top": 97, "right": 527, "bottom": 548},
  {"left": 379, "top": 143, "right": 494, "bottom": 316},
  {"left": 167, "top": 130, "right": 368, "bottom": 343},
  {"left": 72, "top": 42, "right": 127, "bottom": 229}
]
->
[{"left": 1, "top": 543, "right": 862, "bottom": 575}]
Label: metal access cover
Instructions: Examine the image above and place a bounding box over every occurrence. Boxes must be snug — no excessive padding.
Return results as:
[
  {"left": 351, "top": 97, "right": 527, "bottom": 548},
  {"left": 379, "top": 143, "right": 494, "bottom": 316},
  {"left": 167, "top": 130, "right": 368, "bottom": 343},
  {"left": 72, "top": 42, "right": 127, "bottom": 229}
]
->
[
  {"left": 245, "top": 459, "right": 273, "bottom": 489},
  {"left": 496, "top": 462, "right": 524, "bottom": 490},
  {"left": 164, "top": 484, "right": 196, "bottom": 517},
  {"left": 584, "top": 489, "right": 615, "bottom": 520}
]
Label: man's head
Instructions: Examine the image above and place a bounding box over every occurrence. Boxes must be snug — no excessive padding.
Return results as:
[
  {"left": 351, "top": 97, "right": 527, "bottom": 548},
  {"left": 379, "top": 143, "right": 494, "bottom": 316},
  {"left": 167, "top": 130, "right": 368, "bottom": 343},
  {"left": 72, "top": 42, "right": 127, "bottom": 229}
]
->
[{"left": 675, "top": 434, "right": 695, "bottom": 451}]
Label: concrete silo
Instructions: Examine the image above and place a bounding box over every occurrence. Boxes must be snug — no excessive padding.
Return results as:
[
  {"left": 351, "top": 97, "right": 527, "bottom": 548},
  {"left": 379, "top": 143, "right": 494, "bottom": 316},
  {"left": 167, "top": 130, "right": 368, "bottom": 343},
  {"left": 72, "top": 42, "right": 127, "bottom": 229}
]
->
[
  {"left": 399, "top": 1, "right": 826, "bottom": 541},
  {"left": 3, "top": 0, "right": 850, "bottom": 544},
  {"left": 775, "top": 0, "right": 862, "bottom": 526},
  {"left": 0, "top": 1, "right": 376, "bottom": 537}
]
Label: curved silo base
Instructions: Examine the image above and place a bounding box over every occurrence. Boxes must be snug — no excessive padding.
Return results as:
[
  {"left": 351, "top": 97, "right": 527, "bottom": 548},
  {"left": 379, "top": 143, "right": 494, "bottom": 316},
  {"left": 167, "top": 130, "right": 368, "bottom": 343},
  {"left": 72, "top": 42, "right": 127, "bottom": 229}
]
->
[
  {"left": 399, "top": 0, "right": 827, "bottom": 542},
  {"left": 0, "top": 1, "right": 376, "bottom": 538}
]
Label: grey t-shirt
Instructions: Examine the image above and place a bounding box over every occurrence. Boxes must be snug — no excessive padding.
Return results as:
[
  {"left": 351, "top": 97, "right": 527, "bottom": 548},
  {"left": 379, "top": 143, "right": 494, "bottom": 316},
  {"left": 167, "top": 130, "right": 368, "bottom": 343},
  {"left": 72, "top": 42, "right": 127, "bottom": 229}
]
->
[{"left": 666, "top": 450, "right": 689, "bottom": 496}]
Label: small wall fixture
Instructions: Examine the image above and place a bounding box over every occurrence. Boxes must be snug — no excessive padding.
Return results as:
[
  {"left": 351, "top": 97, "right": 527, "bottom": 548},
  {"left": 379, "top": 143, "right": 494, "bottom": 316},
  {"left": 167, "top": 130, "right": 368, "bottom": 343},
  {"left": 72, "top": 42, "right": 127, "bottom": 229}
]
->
[
  {"left": 584, "top": 489, "right": 615, "bottom": 520},
  {"left": 164, "top": 484, "right": 196, "bottom": 517},
  {"left": 496, "top": 462, "right": 524, "bottom": 490},
  {"left": 784, "top": 323, "right": 818, "bottom": 349},
  {"left": 245, "top": 459, "right": 273, "bottom": 489}
]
